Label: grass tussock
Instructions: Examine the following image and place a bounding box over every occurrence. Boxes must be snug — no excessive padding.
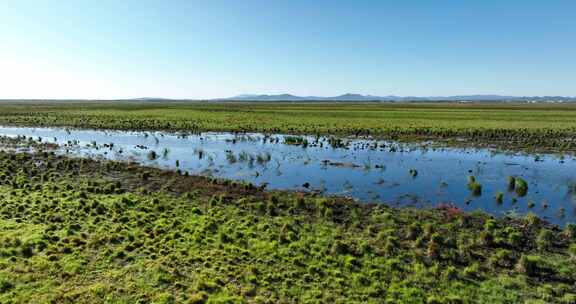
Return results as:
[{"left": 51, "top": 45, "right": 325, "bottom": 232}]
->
[{"left": 0, "top": 151, "right": 572, "bottom": 302}]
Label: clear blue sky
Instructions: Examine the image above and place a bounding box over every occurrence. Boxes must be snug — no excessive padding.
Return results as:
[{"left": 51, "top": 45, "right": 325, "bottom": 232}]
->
[{"left": 1, "top": 0, "right": 575, "bottom": 99}]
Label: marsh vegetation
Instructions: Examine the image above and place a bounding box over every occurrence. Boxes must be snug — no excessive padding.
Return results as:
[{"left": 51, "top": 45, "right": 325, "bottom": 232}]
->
[
  {"left": 0, "top": 151, "right": 574, "bottom": 302},
  {"left": 0, "top": 102, "right": 575, "bottom": 302},
  {"left": 1, "top": 102, "right": 576, "bottom": 153}
]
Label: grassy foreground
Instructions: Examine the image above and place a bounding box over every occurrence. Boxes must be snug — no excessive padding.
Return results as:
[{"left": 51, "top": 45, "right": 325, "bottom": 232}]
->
[
  {"left": 0, "top": 151, "right": 575, "bottom": 303},
  {"left": 1, "top": 101, "right": 576, "bottom": 152}
]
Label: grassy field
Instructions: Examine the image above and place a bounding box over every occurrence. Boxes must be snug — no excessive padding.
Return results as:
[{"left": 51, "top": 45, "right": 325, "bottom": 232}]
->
[
  {"left": 1, "top": 101, "right": 576, "bottom": 152},
  {"left": 0, "top": 150, "right": 574, "bottom": 303},
  {"left": 1, "top": 102, "right": 576, "bottom": 302}
]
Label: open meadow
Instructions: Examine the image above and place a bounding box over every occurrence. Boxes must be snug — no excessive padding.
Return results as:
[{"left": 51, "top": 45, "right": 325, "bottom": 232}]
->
[
  {"left": 0, "top": 102, "right": 575, "bottom": 302},
  {"left": 1, "top": 101, "right": 576, "bottom": 152}
]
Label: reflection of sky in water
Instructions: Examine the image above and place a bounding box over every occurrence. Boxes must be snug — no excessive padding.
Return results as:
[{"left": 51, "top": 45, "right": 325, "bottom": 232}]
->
[{"left": 1, "top": 126, "right": 575, "bottom": 226}]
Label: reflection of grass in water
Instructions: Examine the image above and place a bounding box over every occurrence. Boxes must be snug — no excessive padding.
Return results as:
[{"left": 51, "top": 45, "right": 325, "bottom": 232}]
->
[
  {"left": 226, "top": 151, "right": 237, "bottom": 164},
  {"left": 568, "top": 181, "right": 576, "bottom": 201},
  {"left": 256, "top": 152, "right": 271, "bottom": 165},
  {"left": 194, "top": 148, "right": 204, "bottom": 159},
  {"left": 238, "top": 151, "right": 249, "bottom": 162}
]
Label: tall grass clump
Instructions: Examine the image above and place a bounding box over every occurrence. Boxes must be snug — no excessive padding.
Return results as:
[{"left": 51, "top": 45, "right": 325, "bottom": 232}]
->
[
  {"left": 514, "top": 177, "right": 529, "bottom": 197},
  {"left": 467, "top": 176, "right": 482, "bottom": 196}
]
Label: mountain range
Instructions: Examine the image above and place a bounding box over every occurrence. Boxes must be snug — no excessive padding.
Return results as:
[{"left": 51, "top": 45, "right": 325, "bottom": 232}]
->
[{"left": 219, "top": 93, "right": 576, "bottom": 102}]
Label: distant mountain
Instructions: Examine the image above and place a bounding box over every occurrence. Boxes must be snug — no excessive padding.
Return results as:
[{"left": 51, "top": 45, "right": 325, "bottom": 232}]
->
[
  {"left": 225, "top": 93, "right": 380, "bottom": 101},
  {"left": 222, "top": 93, "right": 576, "bottom": 102},
  {"left": 329, "top": 93, "right": 382, "bottom": 100},
  {"left": 132, "top": 97, "right": 174, "bottom": 101},
  {"left": 226, "top": 94, "right": 305, "bottom": 101}
]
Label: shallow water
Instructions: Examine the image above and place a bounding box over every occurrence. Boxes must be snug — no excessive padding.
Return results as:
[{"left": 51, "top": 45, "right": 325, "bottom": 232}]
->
[{"left": 1, "top": 126, "right": 575, "bottom": 226}]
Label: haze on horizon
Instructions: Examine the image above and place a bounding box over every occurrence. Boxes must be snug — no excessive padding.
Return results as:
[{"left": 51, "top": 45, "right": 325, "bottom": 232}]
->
[{"left": 0, "top": 0, "right": 575, "bottom": 100}]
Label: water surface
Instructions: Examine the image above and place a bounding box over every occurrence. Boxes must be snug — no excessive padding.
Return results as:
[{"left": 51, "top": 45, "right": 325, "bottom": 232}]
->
[{"left": 1, "top": 126, "right": 575, "bottom": 226}]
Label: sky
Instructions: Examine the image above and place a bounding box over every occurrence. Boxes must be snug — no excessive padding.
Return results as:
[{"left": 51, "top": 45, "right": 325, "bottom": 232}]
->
[{"left": 0, "top": 0, "right": 575, "bottom": 99}]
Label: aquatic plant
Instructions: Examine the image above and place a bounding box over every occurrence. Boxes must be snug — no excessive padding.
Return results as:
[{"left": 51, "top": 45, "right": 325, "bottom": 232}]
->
[
  {"left": 147, "top": 150, "right": 158, "bottom": 160},
  {"left": 467, "top": 176, "right": 482, "bottom": 196},
  {"left": 507, "top": 176, "right": 516, "bottom": 190},
  {"left": 256, "top": 152, "right": 271, "bottom": 165},
  {"left": 194, "top": 148, "right": 204, "bottom": 159},
  {"left": 225, "top": 151, "right": 237, "bottom": 164},
  {"left": 495, "top": 192, "right": 504, "bottom": 204},
  {"left": 514, "top": 177, "right": 529, "bottom": 197},
  {"left": 284, "top": 136, "right": 308, "bottom": 147}
]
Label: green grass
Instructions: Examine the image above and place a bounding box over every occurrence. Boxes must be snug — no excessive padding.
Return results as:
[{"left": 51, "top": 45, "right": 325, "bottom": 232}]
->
[
  {"left": 1, "top": 101, "right": 576, "bottom": 151},
  {"left": 0, "top": 101, "right": 575, "bottom": 302},
  {"left": 0, "top": 151, "right": 574, "bottom": 303}
]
